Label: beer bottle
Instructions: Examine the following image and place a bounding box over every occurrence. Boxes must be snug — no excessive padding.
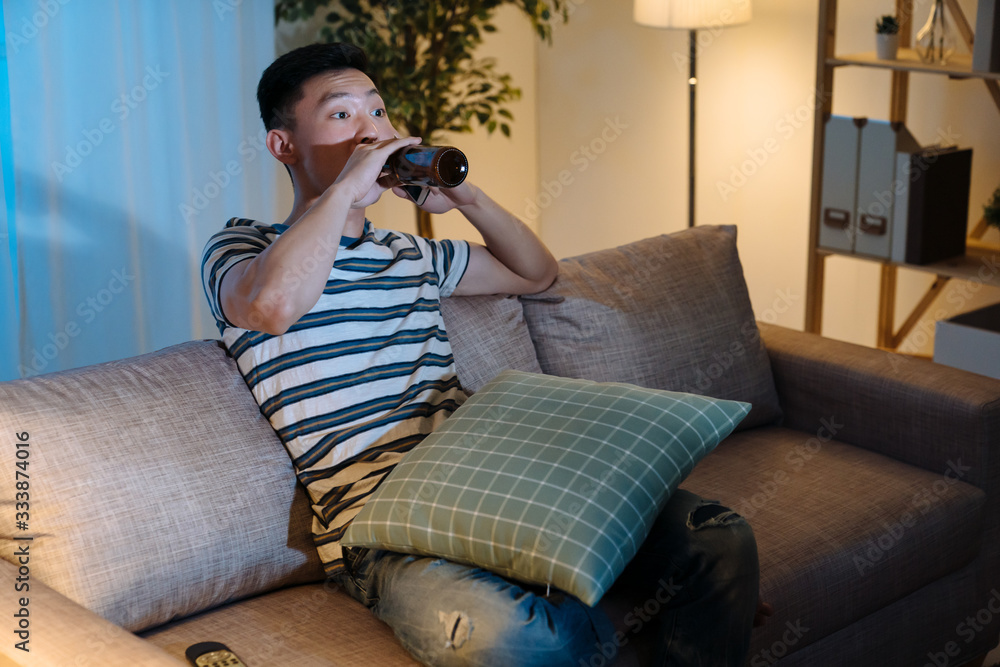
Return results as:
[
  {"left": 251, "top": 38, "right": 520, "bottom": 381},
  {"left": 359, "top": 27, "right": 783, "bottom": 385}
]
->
[{"left": 385, "top": 146, "right": 468, "bottom": 188}]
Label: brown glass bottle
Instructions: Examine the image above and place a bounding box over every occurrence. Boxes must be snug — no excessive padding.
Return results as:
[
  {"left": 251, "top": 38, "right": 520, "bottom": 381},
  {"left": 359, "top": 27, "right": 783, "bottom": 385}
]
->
[{"left": 385, "top": 146, "right": 468, "bottom": 188}]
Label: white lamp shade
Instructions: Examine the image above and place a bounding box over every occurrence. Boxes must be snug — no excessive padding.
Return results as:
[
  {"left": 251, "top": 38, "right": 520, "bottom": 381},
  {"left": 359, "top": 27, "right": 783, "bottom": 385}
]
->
[{"left": 634, "top": 0, "right": 752, "bottom": 29}]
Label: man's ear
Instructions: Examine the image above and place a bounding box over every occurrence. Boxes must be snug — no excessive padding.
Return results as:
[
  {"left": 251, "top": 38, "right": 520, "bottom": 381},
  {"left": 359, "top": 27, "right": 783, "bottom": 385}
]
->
[{"left": 266, "top": 128, "right": 297, "bottom": 166}]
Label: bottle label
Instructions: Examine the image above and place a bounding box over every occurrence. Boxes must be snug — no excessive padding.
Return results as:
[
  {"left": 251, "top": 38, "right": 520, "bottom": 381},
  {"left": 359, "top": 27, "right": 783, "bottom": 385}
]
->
[{"left": 403, "top": 151, "right": 435, "bottom": 167}]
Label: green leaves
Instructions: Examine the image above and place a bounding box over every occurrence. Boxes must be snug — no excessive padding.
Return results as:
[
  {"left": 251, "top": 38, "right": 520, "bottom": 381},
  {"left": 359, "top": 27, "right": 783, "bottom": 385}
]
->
[
  {"left": 985, "top": 185, "right": 1000, "bottom": 229},
  {"left": 275, "top": 0, "right": 335, "bottom": 24},
  {"left": 875, "top": 14, "right": 899, "bottom": 35},
  {"left": 275, "top": 0, "right": 568, "bottom": 142}
]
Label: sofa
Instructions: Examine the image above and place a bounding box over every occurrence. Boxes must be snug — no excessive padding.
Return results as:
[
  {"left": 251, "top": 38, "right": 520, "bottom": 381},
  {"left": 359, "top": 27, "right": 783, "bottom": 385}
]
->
[{"left": 1, "top": 225, "right": 998, "bottom": 667}]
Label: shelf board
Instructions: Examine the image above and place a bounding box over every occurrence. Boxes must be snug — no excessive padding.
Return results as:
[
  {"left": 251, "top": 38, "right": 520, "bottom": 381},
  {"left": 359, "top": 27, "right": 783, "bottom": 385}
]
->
[
  {"left": 828, "top": 48, "right": 1000, "bottom": 81},
  {"left": 921, "top": 246, "right": 1000, "bottom": 283},
  {"left": 817, "top": 245, "right": 1000, "bottom": 286}
]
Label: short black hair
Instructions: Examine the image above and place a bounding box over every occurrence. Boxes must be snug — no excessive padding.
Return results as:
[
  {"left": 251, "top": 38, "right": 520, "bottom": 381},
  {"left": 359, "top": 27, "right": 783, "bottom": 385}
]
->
[{"left": 256, "top": 42, "right": 372, "bottom": 132}]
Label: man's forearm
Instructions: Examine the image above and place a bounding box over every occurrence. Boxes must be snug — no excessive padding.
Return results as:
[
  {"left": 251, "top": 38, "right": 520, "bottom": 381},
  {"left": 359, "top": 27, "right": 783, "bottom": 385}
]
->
[
  {"left": 222, "top": 187, "right": 354, "bottom": 334},
  {"left": 457, "top": 184, "right": 558, "bottom": 287}
]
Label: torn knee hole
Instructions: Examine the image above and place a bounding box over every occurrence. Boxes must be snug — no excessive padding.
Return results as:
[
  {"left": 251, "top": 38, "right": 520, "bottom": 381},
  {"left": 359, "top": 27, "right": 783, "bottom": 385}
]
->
[
  {"left": 440, "top": 610, "right": 473, "bottom": 649},
  {"left": 687, "top": 501, "right": 744, "bottom": 530}
]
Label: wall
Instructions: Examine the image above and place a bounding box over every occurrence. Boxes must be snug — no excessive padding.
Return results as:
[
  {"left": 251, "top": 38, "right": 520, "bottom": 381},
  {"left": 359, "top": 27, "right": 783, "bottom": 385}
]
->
[{"left": 535, "top": 0, "right": 1000, "bottom": 351}]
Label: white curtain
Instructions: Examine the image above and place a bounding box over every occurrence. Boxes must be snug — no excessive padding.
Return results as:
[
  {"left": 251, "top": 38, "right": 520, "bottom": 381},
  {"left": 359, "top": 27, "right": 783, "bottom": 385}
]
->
[{"left": 0, "top": 0, "right": 277, "bottom": 380}]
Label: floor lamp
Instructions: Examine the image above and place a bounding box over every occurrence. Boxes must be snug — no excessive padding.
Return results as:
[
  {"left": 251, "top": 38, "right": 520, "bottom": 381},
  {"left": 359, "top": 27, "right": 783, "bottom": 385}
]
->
[{"left": 633, "top": 0, "right": 752, "bottom": 228}]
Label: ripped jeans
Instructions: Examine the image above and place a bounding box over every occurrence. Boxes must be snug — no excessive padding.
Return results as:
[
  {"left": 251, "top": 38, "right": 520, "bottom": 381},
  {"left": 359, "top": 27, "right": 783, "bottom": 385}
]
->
[{"left": 335, "top": 490, "right": 759, "bottom": 667}]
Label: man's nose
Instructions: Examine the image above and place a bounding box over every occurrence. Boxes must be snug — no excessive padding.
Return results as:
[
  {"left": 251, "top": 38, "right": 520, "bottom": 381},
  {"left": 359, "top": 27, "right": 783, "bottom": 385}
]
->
[{"left": 358, "top": 119, "right": 379, "bottom": 144}]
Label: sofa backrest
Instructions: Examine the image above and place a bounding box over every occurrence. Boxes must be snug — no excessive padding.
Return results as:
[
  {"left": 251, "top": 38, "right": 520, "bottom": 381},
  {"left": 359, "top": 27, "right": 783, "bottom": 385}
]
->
[
  {"left": 0, "top": 341, "right": 324, "bottom": 632},
  {"left": 445, "top": 225, "right": 781, "bottom": 430},
  {"left": 440, "top": 294, "right": 543, "bottom": 393}
]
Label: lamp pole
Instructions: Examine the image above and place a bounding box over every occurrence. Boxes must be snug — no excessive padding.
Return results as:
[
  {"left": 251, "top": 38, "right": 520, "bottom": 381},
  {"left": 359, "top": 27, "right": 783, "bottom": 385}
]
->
[
  {"left": 688, "top": 29, "right": 697, "bottom": 229},
  {"left": 633, "top": 0, "right": 752, "bottom": 230}
]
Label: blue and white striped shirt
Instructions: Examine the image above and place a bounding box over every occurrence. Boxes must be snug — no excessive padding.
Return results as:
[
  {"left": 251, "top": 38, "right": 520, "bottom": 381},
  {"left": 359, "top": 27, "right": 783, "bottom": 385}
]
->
[{"left": 202, "top": 218, "right": 470, "bottom": 576}]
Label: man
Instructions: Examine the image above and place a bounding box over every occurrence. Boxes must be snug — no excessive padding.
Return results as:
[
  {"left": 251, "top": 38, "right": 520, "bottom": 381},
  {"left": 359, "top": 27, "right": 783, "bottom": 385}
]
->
[{"left": 202, "top": 42, "right": 765, "bottom": 666}]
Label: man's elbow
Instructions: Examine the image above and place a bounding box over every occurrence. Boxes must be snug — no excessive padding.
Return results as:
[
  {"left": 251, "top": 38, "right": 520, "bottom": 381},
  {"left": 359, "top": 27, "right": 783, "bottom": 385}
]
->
[
  {"left": 538, "top": 258, "right": 559, "bottom": 291},
  {"left": 241, "top": 291, "right": 299, "bottom": 336},
  {"left": 525, "top": 263, "right": 558, "bottom": 295},
  {"left": 539, "top": 265, "right": 559, "bottom": 292}
]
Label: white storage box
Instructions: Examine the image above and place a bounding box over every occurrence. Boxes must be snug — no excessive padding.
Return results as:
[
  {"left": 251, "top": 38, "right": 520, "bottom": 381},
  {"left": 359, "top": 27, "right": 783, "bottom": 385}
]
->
[{"left": 934, "top": 302, "right": 1000, "bottom": 380}]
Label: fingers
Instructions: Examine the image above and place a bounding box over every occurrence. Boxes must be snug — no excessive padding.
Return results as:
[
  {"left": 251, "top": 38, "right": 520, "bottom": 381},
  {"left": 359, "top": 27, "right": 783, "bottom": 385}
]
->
[
  {"left": 361, "top": 136, "right": 421, "bottom": 174},
  {"left": 752, "top": 600, "right": 775, "bottom": 628},
  {"left": 353, "top": 135, "right": 422, "bottom": 160},
  {"left": 339, "top": 136, "right": 421, "bottom": 182},
  {"left": 377, "top": 135, "right": 421, "bottom": 152},
  {"left": 335, "top": 136, "right": 423, "bottom": 209}
]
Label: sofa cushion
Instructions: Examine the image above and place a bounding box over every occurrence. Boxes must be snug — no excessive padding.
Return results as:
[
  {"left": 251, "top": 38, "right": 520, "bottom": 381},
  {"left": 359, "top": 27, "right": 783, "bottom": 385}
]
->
[
  {"left": 440, "top": 293, "right": 543, "bottom": 394},
  {"left": 0, "top": 560, "right": 182, "bottom": 666},
  {"left": 521, "top": 225, "right": 781, "bottom": 430},
  {"left": 0, "top": 341, "right": 323, "bottom": 632},
  {"left": 680, "top": 426, "right": 986, "bottom": 656},
  {"left": 141, "top": 582, "right": 419, "bottom": 665},
  {"left": 342, "top": 370, "right": 750, "bottom": 606}
]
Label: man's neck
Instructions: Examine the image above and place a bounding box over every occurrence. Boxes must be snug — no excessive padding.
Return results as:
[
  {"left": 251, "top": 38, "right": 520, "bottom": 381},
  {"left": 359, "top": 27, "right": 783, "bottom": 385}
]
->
[{"left": 283, "top": 191, "right": 366, "bottom": 238}]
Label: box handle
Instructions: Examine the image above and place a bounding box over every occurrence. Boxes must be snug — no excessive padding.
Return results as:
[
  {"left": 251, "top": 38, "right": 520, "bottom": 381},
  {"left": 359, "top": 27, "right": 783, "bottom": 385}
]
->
[
  {"left": 859, "top": 214, "right": 887, "bottom": 235},
  {"left": 823, "top": 208, "right": 850, "bottom": 229}
]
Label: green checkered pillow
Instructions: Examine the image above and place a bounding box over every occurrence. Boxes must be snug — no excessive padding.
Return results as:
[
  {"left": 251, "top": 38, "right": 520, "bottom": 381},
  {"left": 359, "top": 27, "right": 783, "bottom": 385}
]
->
[{"left": 342, "top": 370, "right": 750, "bottom": 606}]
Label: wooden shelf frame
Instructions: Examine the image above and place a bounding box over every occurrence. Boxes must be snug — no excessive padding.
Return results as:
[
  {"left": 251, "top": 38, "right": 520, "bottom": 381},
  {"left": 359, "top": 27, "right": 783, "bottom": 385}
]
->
[
  {"left": 806, "top": 0, "right": 1000, "bottom": 350},
  {"left": 817, "top": 245, "right": 1000, "bottom": 286},
  {"left": 829, "top": 49, "right": 1000, "bottom": 81}
]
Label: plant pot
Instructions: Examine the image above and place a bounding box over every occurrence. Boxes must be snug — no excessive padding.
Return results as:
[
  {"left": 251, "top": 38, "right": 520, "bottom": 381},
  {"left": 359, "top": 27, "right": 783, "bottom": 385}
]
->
[{"left": 876, "top": 33, "right": 899, "bottom": 60}]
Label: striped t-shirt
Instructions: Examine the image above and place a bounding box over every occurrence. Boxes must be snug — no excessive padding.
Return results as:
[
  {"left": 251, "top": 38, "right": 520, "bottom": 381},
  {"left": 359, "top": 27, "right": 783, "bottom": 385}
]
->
[{"left": 201, "top": 217, "right": 470, "bottom": 576}]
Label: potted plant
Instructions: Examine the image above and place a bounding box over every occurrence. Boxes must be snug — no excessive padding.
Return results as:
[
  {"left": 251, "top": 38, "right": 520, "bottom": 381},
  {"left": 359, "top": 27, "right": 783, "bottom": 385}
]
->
[
  {"left": 985, "top": 185, "right": 1000, "bottom": 231},
  {"left": 876, "top": 14, "right": 900, "bottom": 60},
  {"left": 275, "top": 0, "right": 569, "bottom": 237}
]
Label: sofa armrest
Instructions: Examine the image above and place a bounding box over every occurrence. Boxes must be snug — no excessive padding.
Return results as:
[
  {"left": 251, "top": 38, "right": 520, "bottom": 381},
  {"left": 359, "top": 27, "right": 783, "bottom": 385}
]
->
[
  {"left": 758, "top": 322, "right": 1000, "bottom": 491},
  {"left": 0, "top": 559, "right": 184, "bottom": 666}
]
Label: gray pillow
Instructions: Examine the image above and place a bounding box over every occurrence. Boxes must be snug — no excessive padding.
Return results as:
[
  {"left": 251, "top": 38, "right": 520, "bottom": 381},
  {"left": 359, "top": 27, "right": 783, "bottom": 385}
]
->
[
  {"left": 0, "top": 341, "right": 323, "bottom": 632},
  {"left": 520, "top": 225, "right": 781, "bottom": 430},
  {"left": 441, "top": 294, "right": 543, "bottom": 394}
]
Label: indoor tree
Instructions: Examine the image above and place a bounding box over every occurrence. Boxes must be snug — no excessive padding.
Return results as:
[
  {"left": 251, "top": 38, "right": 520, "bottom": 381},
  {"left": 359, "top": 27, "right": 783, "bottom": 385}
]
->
[{"left": 275, "top": 0, "right": 569, "bottom": 237}]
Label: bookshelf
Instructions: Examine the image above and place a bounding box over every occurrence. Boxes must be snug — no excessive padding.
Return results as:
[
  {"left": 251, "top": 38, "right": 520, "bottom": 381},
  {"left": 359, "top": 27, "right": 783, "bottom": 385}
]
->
[
  {"left": 829, "top": 48, "right": 1000, "bottom": 80},
  {"left": 806, "top": 0, "right": 1000, "bottom": 349},
  {"left": 817, "top": 245, "right": 1000, "bottom": 285}
]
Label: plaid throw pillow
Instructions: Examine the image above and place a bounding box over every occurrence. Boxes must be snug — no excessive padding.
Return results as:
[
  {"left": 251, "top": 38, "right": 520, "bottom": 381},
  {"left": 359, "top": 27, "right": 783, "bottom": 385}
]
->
[{"left": 342, "top": 370, "right": 750, "bottom": 605}]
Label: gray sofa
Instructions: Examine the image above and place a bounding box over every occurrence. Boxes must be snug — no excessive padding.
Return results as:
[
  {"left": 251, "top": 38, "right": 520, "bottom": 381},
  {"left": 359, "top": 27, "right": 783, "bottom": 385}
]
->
[{"left": 1, "top": 225, "right": 998, "bottom": 666}]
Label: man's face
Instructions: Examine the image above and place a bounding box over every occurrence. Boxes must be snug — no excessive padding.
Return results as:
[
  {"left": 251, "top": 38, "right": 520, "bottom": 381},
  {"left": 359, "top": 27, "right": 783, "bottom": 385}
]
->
[{"left": 284, "top": 68, "right": 399, "bottom": 193}]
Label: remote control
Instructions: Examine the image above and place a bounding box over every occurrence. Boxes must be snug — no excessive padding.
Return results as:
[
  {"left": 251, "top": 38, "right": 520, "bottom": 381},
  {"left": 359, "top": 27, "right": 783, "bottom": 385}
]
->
[{"left": 185, "top": 642, "right": 247, "bottom": 667}]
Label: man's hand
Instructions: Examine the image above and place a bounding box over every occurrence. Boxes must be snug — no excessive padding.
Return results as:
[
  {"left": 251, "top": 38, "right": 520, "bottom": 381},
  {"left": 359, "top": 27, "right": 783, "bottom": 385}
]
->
[
  {"left": 417, "top": 182, "right": 558, "bottom": 297},
  {"left": 391, "top": 180, "right": 476, "bottom": 214},
  {"left": 754, "top": 599, "right": 774, "bottom": 628},
  {"left": 335, "top": 135, "right": 422, "bottom": 209}
]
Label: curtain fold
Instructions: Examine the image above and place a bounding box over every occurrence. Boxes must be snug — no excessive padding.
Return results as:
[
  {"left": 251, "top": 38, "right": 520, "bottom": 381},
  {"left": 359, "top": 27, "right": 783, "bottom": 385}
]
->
[
  {"left": 0, "top": 1, "right": 19, "bottom": 380},
  {"left": 1, "top": 0, "right": 276, "bottom": 380}
]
